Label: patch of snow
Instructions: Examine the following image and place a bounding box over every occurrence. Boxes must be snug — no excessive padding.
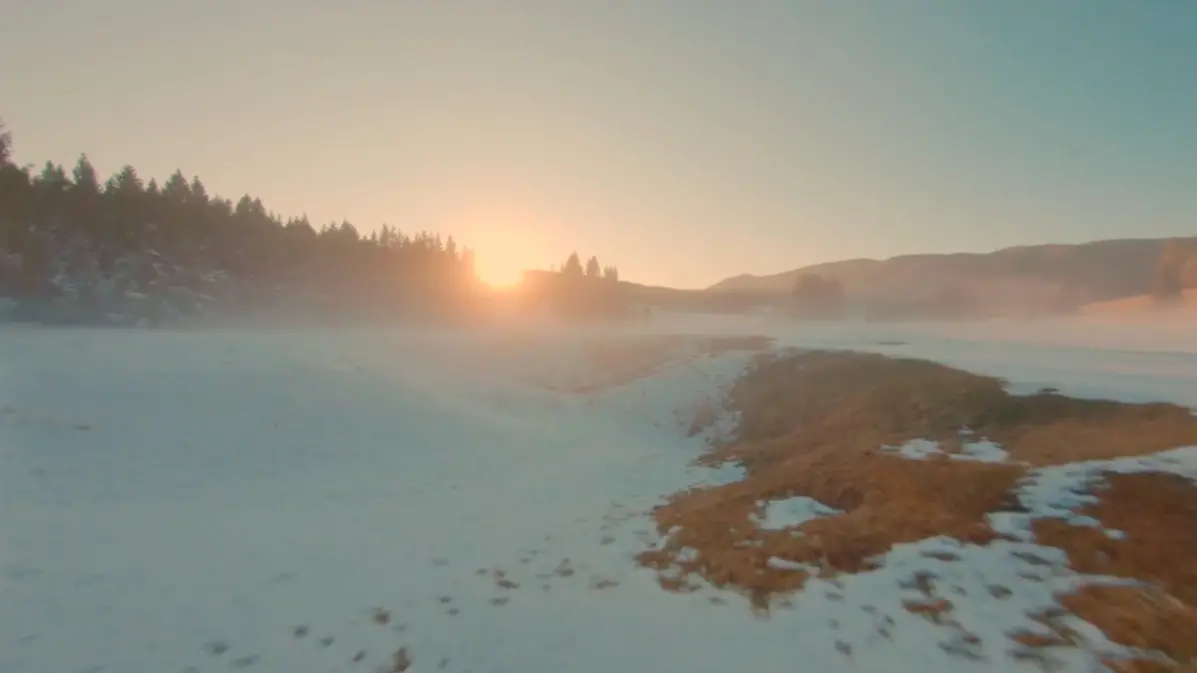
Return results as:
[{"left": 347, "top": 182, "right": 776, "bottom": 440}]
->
[
  {"left": 883, "top": 438, "right": 1011, "bottom": 464},
  {"left": 957, "top": 440, "right": 1009, "bottom": 463},
  {"left": 986, "top": 512, "right": 1035, "bottom": 543},
  {"left": 688, "top": 459, "right": 748, "bottom": 488},
  {"left": 1012, "top": 446, "right": 1197, "bottom": 529},
  {"left": 755, "top": 496, "right": 842, "bottom": 530},
  {"left": 887, "top": 438, "right": 943, "bottom": 460},
  {"left": 766, "top": 557, "right": 809, "bottom": 572}
]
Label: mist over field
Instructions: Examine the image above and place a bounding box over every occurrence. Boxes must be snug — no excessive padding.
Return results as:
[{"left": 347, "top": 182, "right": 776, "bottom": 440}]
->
[
  {"left": 3, "top": 313, "right": 1197, "bottom": 673},
  {"left": 4, "top": 2, "right": 1197, "bottom": 670}
]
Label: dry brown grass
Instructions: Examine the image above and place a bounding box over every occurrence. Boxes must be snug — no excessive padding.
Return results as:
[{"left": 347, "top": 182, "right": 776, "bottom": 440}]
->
[
  {"left": 1016, "top": 585, "right": 1197, "bottom": 673},
  {"left": 637, "top": 349, "right": 1197, "bottom": 621},
  {"left": 638, "top": 451, "right": 1024, "bottom": 608},
  {"left": 713, "top": 350, "right": 1197, "bottom": 467},
  {"left": 903, "top": 597, "right": 956, "bottom": 625},
  {"left": 1033, "top": 473, "right": 1197, "bottom": 606},
  {"left": 1063, "top": 586, "right": 1197, "bottom": 672},
  {"left": 1025, "top": 472, "right": 1197, "bottom": 671}
]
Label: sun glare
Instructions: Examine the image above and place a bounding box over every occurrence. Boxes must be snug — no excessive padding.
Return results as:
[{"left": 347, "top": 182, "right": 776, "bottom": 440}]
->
[
  {"left": 454, "top": 207, "right": 558, "bottom": 290},
  {"left": 480, "top": 265, "right": 523, "bottom": 289}
]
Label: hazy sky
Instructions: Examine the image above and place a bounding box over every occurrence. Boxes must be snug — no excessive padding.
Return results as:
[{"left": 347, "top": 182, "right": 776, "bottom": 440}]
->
[{"left": 3, "top": 1, "right": 1195, "bottom": 288}]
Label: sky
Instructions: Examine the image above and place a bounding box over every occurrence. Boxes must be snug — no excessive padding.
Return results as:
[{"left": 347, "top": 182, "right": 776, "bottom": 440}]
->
[{"left": 2, "top": 1, "right": 1195, "bottom": 288}]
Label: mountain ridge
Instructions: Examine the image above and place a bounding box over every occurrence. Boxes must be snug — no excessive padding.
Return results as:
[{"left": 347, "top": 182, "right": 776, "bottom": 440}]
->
[{"left": 707, "top": 237, "right": 1197, "bottom": 305}]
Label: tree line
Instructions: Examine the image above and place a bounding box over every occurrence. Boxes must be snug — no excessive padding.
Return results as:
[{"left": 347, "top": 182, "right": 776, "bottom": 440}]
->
[
  {"left": 554, "top": 251, "right": 619, "bottom": 283},
  {"left": 513, "top": 251, "right": 641, "bottom": 322},
  {"left": 0, "top": 118, "right": 480, "bottom": 324}
]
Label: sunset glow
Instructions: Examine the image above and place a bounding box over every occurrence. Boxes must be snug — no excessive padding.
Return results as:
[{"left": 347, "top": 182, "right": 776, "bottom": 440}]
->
[
  {"left": 476, "top": 260, "right": 524, "bottom": 289},
  {"left": 3, "top": 3, "right": 1195, "bottom": 287},
  {"left": 454, "top": 208, "right": 561, "bottom": 290},
  {"left": 3, "top": 4, "right": 1197, "bottom": 673}
]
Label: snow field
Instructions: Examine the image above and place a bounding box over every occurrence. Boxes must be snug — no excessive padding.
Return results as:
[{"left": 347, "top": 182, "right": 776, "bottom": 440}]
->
[{"left": 0, "top": 318, "right": 1194, "bottom": 673}]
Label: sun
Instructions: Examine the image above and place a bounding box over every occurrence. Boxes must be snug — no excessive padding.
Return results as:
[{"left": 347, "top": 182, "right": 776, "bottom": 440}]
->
[
  {"left": 476, "top": 261, "right": 524, "bottom": 289},
  {"left": 452, "top": 206, "right": 553, "bottom": 289}
]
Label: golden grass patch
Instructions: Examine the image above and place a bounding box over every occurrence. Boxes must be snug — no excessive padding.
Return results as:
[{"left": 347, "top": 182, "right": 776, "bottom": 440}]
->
[
  {"left": 1026, "top": 472, "right": 1197, "bottom": 671},
  {"left": 713, "top": 350, "right": 1197, "bottom": 468},
  {"left": 637, "top": 349, "right": 1197, "bottom": 632},
  {"left": 637, "top": 451, "right": 1023, "bottom": 609}
]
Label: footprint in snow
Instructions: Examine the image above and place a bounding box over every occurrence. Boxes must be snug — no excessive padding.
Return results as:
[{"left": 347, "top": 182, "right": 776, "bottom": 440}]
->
[
  {"left": 203, "top": 641, "right": 230, "bottom": 656},
  {"left": 388, "top": 647, "right": 413, "bottom": 672}
]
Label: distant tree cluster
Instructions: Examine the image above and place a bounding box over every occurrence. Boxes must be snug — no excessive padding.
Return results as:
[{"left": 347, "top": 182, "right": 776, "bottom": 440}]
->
[
  {"left": 789, "top": 273, "right": 846, "bottom": 320},
  {"left": 1050, "top": 280, "right": 1085, "bottom": 315},
  {"left": 516, "top": 251, "right": 637, "bottom": 323},
  {"left": 557, "top": 251, "right": 618, "bottom": 283},
  {"left": 0, "top": 118, "right": 479, "bottom": 325},
  {"left": 1151, "top": 239, "right": 1197, "bottom": 304}
]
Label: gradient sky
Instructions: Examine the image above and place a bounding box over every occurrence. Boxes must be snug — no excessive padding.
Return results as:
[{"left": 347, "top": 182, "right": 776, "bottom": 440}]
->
[{"left": 3, "top": 1, "right": 1195, "bottom": 288}]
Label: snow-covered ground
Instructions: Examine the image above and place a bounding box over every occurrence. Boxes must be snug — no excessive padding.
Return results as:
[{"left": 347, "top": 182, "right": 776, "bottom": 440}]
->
[{"left": 1, "top": 316, "right": 1194, "bottom": 673}]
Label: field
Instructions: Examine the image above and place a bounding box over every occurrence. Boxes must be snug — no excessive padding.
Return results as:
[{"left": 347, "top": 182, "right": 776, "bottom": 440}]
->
[{"left": 1, "top": 314, "right": 1195, "bottom": 673}]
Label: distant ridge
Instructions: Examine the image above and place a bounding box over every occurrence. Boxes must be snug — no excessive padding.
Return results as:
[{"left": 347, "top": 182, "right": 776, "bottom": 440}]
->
[{"left": 707, "top": 237, "right": 1197, "bottom": 311}]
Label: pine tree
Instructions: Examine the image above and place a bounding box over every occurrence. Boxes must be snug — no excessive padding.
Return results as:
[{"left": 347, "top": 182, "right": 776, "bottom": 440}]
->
[
  {"left": 107, "top": 165, "right": 143, "bottom": 196},
  {"left": 562, "top": 251, "right": 583, "bottom": 276},
  {"left": 162, "top": 171, "right": 191, "bottom": 204},
  {"left": 189, "top": 176, "right": 209, "bottom": 205},
  {"left": 71, "top": 154, "right": 100, "bottom": 194},
  {"left": 37, "top": 162, "right": 70, "bottom": 193}
]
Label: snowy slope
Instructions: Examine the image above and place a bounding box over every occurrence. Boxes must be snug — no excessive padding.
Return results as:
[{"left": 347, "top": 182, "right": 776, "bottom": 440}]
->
[{"left": 1, "top": 319, "right": 1195, "bottom": 673}]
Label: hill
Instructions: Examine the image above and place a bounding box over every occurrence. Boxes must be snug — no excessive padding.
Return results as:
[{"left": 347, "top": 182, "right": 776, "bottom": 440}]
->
[{"left": 709, "top": 238, "right": 1197, "bottom": 316}]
